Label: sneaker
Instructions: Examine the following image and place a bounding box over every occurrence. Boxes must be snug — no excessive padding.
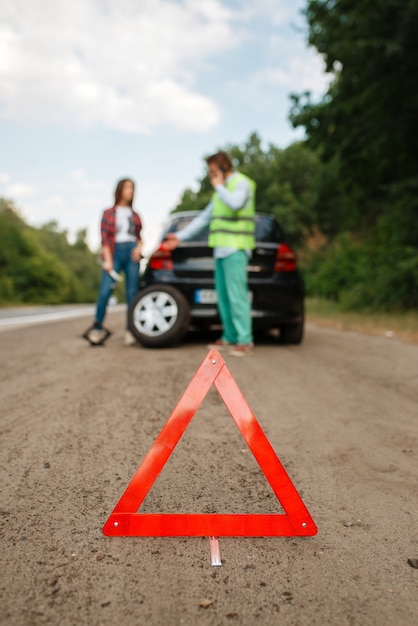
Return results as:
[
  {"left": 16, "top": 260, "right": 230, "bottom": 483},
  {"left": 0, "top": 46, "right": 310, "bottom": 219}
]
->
[
  {"left": 88, "top": 328, "right": 107, "bottom": 345},
  {"left": 206, "top": 338, "right": 234, "bottom": 350},
  {"left": 83, "top": 325, "right": 111, "bottom": 346},
  {"left": 229, "top": 343, "right": 254, "bottom": 357},
  {"left": 124, "top": 330, "right": 137, "bottom": 346}
]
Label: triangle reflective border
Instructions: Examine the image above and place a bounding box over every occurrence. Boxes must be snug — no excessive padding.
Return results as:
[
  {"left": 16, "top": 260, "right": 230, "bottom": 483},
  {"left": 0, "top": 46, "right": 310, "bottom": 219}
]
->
[{"left": 103, "top": 350, "right": 317, "bottom": 537}]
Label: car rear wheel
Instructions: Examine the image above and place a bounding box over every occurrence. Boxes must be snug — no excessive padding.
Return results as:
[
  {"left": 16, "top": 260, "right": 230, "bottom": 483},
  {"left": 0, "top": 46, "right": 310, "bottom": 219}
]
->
[
  {"left": 128, "top": 285, "right": 190, "bottom": 347},
  {"left": 280, "top": 317, "right": 304, "bottom": 344}
]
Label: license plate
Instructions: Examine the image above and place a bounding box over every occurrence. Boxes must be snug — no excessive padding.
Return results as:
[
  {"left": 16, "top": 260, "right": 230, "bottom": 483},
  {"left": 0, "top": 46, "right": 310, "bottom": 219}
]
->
[{"left": 194, "top": 289, "right": 217, "bottom": 304}]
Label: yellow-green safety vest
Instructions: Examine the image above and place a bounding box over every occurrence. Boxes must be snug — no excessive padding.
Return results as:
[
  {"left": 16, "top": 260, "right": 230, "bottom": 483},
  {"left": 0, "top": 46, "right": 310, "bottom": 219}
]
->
[{"left": 208, "top": 172, "right": 256, "bottom": 249}]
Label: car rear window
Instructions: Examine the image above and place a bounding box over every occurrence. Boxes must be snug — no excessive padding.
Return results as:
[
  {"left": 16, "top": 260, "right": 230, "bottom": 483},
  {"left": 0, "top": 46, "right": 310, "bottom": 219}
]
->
[
  {"left": 165, "top": 213, "right": 284, "bottom": 243},
  {"left": 255, "top": 215, "right": 284, "bottom": 242}
]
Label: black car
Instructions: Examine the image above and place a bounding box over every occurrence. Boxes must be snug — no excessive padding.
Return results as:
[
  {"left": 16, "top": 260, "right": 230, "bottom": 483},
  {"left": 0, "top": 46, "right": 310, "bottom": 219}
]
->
[{"left": 128, "top": 211, "right": 304, "bottom": 347}]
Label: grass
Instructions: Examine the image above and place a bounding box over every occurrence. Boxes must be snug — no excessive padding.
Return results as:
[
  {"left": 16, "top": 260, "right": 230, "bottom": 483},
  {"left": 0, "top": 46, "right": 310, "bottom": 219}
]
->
[{"left": 306, "top": 297, "right": 418, "bottom": 344}]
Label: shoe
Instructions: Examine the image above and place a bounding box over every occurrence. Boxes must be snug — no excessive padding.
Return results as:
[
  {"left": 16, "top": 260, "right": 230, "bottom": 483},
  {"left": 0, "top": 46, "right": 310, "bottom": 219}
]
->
[
  {"left": 83, "top": 325, "right": 111, "bottom": 346},
  {"left": 88, "top": 328, "right": 107, "bottom": 345},
  {"left": 229, "top": 343, "right": 254, "bottom": 357},
  {"left": 124, "top": 330, "right": 137, "bottom": 346},
  {"left": 207, "top": 338, "right": 234, "bottom": 350}
]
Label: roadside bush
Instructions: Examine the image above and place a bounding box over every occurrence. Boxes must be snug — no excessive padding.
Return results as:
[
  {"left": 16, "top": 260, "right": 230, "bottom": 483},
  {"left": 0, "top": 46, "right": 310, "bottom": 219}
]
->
[
  {"left": 0, "top": 199, "right": 101, "bottom": 305},
  {"left": 0, "top": 276, "right": 16, "bottom": 303},
  {"left": 13, "top": 253, "right": 71, "bottom": 304},
  {"left": 302, "top": 231, "right": 418, "bottom": 311},
  {"left": 302, "top": 233, "right": 366, "bottom": 303}
]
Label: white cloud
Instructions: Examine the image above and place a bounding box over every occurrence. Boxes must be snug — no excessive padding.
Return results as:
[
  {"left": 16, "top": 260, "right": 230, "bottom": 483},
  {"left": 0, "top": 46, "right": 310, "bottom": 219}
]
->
[
  {"left": 0, "top": 0, "right": 239, "bottom": 133},
  {"left": 69, "top": 169, "right": 87, "bottom": 182},
  {"left": 49, "top": 195, "right": 65, "bottom": 206},
  {"left": 249, "top": 43, "right": 331, "bottom": 98},
  {"left": 0, "top": 172, "right": 11, "bottom": 183},
  {"left": 5, "top": 182, "right": 35, "bottom": 197},
  {"left": 237, "top": 0, "right": 293, "bottom": 26}
]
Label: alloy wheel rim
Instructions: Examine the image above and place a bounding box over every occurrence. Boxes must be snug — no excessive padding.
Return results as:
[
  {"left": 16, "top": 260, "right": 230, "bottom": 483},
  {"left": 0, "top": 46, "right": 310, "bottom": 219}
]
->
[{"left": 133, "top": 291, "right": 179, "bottom": 337}]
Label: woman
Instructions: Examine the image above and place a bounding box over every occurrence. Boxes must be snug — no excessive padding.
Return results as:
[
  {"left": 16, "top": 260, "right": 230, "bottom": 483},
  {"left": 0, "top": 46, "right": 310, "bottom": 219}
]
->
[{"left": 86, "top": 178, "right": 143, "bottom": 346}]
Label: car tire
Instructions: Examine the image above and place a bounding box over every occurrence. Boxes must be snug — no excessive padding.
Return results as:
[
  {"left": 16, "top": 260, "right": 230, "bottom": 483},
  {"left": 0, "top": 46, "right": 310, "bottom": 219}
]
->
[
  {"left": 128, "top": 285, "right": 190, "bottom": 348},
  {"left": 280, "top": 317, "right": 304, "bottom": 345}
]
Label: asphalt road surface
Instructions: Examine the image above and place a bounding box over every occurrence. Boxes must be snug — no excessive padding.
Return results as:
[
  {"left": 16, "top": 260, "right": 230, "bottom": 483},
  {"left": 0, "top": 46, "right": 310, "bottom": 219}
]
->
[{"left": 1, "top": 308, "right": 417, "bottom": 626}]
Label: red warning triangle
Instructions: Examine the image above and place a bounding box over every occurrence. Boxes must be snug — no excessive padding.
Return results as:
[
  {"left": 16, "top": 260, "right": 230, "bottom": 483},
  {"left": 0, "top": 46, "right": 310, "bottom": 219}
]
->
[{"left": 103, "top": 349, "right": 317, "bottom": 537}]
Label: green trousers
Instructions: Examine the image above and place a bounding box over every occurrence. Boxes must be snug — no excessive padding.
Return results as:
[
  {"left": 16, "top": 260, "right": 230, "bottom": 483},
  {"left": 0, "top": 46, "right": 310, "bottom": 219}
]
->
[{"left": 214, "top": 250, "right": 253, "bottom": 345}]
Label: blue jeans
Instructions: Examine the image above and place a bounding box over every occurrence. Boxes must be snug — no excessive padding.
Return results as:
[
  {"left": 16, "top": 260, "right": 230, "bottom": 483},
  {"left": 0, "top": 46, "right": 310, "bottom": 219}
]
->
[
  {"left": 214, "top": 250, "right": 253, "bottom": 345},
  {"left": 95, "top": 242, "right": 139, "bottom": 328}
]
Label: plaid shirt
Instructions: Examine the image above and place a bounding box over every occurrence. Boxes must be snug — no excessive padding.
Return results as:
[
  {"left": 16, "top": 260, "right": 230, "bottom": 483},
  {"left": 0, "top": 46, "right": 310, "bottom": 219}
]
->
[{"left": 100, "top": 206, "right": 142, "bottom": 258}]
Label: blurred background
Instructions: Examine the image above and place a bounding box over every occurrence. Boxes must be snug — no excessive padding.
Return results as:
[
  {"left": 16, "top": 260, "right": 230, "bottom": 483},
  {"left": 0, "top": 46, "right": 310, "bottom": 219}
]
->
[{"left": 1, "top": 0, "right": 417, "bottom": 313}]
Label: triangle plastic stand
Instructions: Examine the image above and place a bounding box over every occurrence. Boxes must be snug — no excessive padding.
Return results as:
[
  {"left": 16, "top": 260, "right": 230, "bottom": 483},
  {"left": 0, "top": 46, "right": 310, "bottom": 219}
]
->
[{"left": 103, "top": 349, "right": 317, "bottom": 537}]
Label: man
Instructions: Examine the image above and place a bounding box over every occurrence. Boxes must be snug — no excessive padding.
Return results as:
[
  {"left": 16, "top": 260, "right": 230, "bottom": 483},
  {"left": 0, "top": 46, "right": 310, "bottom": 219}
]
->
[{"left": 165, "top": 151, "right": 256, "bottom": 357}]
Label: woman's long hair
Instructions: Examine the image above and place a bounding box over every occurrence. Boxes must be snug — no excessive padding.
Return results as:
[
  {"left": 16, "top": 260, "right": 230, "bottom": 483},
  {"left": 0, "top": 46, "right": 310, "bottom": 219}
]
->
[{"left": 114, "top": 178, "right": 135, "bottom": 207}]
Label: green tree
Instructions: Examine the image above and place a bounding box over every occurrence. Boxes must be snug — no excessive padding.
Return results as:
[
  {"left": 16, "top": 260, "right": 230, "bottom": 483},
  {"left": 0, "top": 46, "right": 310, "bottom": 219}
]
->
[
  {"left": 37, "top": 222, "right": 101, "bottom": 302},
  {"left": 289, "top": 0, "right": 418, "bottom": 309},
  {"left": 0, "top": 198, "right": 101, "bottom": 305},
  {"left": 290, "top": 0, "right": 418, "bottom": 237}
]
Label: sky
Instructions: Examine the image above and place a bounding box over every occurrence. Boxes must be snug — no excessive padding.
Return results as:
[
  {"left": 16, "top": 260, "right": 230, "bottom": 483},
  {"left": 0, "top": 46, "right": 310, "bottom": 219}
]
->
[{"left": 0, "top": 0, "right": 331, "bottom": 254}]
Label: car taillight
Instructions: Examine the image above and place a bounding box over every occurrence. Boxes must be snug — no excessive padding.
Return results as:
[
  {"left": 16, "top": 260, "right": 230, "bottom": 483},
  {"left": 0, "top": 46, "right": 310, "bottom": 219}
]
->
[
  {"left": 274, "top": 243, "right": 297, "bottom": 272},
  {"left": 148, "top": 245, "right": 174, "bottom": 270}
]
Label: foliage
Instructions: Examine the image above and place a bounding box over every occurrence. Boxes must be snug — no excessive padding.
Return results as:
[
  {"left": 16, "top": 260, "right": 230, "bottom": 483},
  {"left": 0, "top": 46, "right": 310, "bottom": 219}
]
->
[
  {"left": 0, "top": 199, "right": 101, "bottom": 305},
  {"left": 301, "top": 228, "right": 418, "bottom": 311},
  {"left": 288, "top": 0, "right": 418, "bottom": 310},
  {"left": 290, "top": 0, "right": 418, "bottom": 217}
]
